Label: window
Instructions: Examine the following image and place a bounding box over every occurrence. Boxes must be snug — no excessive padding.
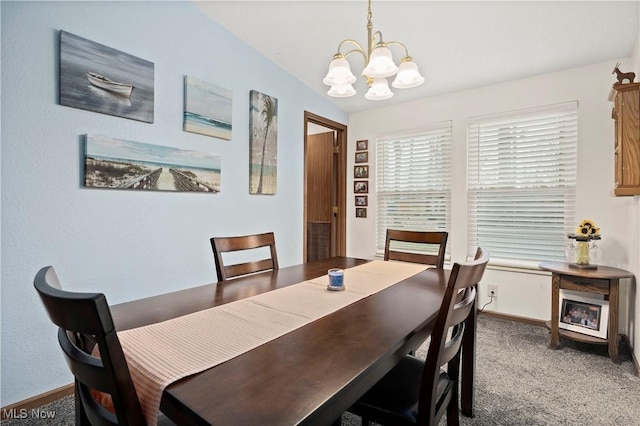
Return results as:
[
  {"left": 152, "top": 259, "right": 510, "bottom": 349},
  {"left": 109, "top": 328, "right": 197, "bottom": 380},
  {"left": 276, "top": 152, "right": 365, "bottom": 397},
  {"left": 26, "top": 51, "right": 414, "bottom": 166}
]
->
[
  {"left": 467, "top": 102, "right": 578, "bottom": 266},
  {"left": 376, "top": 122, "right": 452, "bottom": 255}
]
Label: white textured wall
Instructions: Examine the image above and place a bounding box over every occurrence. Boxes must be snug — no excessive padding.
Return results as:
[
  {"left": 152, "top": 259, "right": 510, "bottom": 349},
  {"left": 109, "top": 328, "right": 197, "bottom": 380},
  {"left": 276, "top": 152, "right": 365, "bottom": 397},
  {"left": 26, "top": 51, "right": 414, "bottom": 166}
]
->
[
  {"left": 0, "top": 1, "right": 347, "bottom": 405},
  {"left": 347, "top": 60, "right": 637, "bottom": 328}
]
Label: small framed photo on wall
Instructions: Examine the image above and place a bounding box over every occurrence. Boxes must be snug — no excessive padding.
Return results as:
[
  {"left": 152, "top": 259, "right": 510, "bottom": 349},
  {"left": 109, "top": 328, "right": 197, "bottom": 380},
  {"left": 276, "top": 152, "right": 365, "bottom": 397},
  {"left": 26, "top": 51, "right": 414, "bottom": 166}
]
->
[
  {"left": 355, "top": 152, "right": 368, "bottom": 163},
  {"left": 354, "top": 181, "right": 368, "bottom": 193},
  {"left": 356, "top": 207, "right": 367, "bottom": 218},
  {"left": 356, "top": 140, "right": 368, "bottom": 151},
  {"left": 354, "top": 165, "right": 369, "bottom": 178},
  {"left": 355, "top": 195, "right": 368, "bottom": 206}
]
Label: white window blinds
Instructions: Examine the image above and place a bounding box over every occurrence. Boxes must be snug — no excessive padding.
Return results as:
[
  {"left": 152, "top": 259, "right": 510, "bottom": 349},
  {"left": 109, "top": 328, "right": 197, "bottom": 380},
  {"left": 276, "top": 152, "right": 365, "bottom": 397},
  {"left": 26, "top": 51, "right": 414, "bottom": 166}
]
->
[
  {"left": 376, "top": 122, "right": 452, "bottom": 255},
  {"left": 467, "top": 102, "right": 578, "bottom": 266}
]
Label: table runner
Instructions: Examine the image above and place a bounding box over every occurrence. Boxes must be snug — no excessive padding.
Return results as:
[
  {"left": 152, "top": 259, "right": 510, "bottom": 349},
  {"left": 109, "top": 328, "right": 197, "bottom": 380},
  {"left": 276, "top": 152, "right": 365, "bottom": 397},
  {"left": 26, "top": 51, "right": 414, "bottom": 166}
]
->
[{"left": 117, "top": 260, "right": 428, "bottom": 425}]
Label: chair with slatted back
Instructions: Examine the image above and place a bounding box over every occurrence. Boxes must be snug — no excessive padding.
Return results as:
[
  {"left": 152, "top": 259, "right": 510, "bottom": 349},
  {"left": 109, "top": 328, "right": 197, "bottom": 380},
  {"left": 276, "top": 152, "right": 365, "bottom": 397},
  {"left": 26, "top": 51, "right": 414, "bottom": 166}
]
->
[
  {"left": 34, "top": 266, "right": 173, "bottom": 426},
  {"left": 347, "top": 248, "right": 489, "bottom": 426},
  {"left": 210, "top": 232, "right": 279, "bottom": 282},
  {"left": 384, "top": 230, "right": 449, "bottom": 268}
]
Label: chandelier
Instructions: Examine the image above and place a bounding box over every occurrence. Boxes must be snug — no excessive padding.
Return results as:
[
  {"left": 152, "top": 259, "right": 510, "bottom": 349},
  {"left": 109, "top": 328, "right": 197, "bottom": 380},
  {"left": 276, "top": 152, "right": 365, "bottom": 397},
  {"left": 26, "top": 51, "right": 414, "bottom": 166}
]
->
[{"left": 322, "top": 0, "right": 424, "bottom": 100}]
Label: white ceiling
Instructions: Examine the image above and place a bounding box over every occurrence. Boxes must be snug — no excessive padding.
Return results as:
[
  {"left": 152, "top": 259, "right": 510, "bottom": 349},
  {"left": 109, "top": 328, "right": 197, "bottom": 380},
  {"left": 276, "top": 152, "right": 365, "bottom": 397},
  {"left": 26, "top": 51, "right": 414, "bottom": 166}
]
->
[{"left": 195, "top": 1, "right": 639, "bottom": 114}]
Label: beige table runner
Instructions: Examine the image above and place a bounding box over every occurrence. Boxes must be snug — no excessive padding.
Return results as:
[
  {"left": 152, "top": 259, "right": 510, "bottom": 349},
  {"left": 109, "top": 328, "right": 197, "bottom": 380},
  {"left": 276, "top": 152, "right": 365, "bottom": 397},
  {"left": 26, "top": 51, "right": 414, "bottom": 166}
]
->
[{"left": 118, "top": 260, "right": 428, "bottom": 425}]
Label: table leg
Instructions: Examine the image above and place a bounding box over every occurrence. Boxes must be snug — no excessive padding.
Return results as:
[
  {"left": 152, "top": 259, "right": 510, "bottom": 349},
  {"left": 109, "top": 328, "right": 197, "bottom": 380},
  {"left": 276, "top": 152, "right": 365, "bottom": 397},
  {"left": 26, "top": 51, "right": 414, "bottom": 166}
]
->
[
  {"left": 461, "top": 293, "right": 477, "bottom": 417},
  {"left": 609, "top": 279, "right": 620, "bottom": 363},
  {"left": 549, "top": 273, "right": 560, "bottom": 349}
]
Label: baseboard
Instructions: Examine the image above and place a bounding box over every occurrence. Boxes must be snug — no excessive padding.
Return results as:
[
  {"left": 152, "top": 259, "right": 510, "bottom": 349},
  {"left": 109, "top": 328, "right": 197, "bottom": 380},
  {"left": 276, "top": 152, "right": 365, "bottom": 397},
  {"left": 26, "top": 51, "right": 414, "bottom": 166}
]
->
[
  {"left": 0, "top": 383, "right": 73, "bottom": 421},
  {"left": 622, "top": 334, "right": 640, "bottom": 376},
  {"left": 479, "top": 310, "right": 547, "bottom": 327}
]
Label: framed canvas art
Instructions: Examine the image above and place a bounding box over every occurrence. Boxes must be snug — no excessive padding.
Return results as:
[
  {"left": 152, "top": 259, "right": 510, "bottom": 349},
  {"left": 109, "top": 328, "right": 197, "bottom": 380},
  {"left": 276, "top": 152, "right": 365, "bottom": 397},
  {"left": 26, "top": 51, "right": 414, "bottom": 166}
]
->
[
  {"left": 249, "top": 90, "right": 278, "bottom": 194},
  {"left": 84, "top": 135, "right": 220, "bottom": 193},
  {"left": 356, "top": 140, "right": 368, "bottom": 151},
  {"left": 59, "top": 31, "right": 154, "bottom": 123},
  {"left": 184, "top": 76, "right": 232, "bottom": 140}
]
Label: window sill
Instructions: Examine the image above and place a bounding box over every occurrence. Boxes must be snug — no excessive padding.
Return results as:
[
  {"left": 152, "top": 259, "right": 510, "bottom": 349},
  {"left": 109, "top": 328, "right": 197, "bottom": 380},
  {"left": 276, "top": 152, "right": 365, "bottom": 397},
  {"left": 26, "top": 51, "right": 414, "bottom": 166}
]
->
[{"left": 484, "top": 259, "right": 550, "bottom": 276}]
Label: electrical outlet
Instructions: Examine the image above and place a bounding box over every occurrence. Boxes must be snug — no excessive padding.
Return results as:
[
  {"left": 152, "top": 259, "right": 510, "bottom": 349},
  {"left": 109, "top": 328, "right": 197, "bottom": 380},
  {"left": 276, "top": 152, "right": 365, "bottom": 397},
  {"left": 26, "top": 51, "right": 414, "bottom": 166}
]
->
[{"left": 488, "top": 284, "right": 498, "bottom": 300}]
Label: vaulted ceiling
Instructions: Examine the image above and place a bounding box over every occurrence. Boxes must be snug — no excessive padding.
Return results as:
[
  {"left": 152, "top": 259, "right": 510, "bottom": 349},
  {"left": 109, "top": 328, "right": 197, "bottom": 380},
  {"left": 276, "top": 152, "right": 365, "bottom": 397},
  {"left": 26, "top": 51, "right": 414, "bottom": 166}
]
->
[{"left": 196, "top": 1, "right": 639, "bottom": 114}]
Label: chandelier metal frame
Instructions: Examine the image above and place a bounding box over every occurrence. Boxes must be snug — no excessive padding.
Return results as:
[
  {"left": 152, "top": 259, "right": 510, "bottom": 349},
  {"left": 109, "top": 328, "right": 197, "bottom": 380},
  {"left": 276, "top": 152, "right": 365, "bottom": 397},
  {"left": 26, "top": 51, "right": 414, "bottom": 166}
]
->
[{"left": 322, "top": 0, "right": 424, "bottom": 100}]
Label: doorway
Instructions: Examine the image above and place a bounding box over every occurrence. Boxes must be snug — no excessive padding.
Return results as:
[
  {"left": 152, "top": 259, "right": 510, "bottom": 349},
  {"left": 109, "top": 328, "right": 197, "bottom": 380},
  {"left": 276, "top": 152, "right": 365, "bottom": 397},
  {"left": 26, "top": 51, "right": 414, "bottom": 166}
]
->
[{"left": 304, "top": 111, "right": 347, "bottom": 261}]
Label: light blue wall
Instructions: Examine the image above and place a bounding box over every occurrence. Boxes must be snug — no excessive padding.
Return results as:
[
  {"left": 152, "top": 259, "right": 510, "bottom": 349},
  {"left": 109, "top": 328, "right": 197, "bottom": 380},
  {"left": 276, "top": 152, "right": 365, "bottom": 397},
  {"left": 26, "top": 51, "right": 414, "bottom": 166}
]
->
[{"left": 0, "top": 1, "right": 347, "bottom": 405}]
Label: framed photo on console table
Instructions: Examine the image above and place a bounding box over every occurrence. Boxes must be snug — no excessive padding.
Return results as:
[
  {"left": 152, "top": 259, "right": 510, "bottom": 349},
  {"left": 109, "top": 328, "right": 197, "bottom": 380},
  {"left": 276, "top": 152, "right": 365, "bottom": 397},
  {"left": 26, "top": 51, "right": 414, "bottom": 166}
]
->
[{"left": 559, "top": 289, "right": 608, "bottom": 339}]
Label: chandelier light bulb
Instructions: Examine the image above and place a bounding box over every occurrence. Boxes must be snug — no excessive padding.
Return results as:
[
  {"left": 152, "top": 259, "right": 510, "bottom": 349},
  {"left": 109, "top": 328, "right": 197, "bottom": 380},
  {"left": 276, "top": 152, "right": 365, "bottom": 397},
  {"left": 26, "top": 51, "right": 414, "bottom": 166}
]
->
[
  {"left": 392, "top": 59, "right": 425, "bottom": 89},
  {"left": 363, "top": 45, "right": 399, "bottom": 78},
  {"left": 328, "top": 84, "right": 357, "bottom": 98},
  {"left": 365, "top": 78, "right": 393, "bottom": 100},
  {"left": 323, "top": 56, "right": 357, "bottom": 86}
]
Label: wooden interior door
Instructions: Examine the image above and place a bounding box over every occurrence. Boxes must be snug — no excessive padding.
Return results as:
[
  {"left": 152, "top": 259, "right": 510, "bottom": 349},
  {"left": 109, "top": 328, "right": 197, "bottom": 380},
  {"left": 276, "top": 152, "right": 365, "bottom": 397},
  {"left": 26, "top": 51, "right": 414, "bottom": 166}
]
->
[
  {"left": 306, "top": 131, "right": 335, "bottom": 261},
  {"left": 304, "top": 112, "right": 347, "bottom": 262}
]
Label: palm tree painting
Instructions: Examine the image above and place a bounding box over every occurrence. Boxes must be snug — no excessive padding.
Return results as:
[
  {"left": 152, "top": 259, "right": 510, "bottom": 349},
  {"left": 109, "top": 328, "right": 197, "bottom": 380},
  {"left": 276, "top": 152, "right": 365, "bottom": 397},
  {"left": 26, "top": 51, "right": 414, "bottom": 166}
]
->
[{"left": 249, "top": 90, "right": 277, "bottom": 194}]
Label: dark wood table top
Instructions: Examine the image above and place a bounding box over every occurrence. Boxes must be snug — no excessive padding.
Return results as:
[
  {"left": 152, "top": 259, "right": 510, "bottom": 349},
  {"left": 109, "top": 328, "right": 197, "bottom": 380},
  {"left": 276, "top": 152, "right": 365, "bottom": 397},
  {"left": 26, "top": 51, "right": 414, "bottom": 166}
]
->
[
  {"left": 111, "top": 257, "right": 451, "bottom": 425},
  {"left": 538, "top": 261, "right": 633, "bottom": 280}
]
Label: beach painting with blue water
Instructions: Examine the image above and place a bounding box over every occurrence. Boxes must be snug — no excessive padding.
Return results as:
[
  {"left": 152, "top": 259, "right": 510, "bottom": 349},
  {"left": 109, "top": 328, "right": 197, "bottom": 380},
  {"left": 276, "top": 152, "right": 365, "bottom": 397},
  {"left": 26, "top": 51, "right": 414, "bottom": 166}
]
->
[
  {"left": 60, "top": 30, "right": 154, "bottom": 123},
  {"left": 84, "top": 135, "right": 221, "bottom": 193},
  {"left": 184, "top": 76, "right": 232, "bottom": 140}
]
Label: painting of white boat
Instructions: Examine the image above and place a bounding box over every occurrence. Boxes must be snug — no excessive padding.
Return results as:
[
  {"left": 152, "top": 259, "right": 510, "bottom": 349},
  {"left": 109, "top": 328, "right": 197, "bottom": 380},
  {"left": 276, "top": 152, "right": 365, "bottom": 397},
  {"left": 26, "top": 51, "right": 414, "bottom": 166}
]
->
[
  {"left": 86, "top": 71, "right": 134, "bottom": 98},
  {"left": 60, "top": 30, "right": 154, "bottom": 123}
]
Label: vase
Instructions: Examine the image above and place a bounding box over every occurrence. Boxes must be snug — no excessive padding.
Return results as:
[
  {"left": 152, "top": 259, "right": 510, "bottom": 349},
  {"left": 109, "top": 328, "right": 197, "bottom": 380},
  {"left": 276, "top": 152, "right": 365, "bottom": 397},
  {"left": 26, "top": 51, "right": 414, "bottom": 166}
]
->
[{"left": 576, "top": 241, "right": 590, "bottom": 265}]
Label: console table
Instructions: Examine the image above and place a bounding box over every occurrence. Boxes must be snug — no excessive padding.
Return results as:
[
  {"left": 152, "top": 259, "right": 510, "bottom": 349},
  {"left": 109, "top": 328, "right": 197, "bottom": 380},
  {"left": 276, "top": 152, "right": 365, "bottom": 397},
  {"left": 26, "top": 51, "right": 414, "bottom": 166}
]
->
[{"left": 539, "top": 262, "right": 633, "bottom": 363}]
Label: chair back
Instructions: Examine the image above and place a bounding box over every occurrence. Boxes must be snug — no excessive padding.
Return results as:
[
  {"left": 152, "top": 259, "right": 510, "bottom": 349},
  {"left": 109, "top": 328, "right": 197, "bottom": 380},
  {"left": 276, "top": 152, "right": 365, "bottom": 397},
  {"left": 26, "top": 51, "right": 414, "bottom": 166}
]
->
[
  {"left": 384, "top": 229, "right": 448, "bottom": 268},
  {"left": 210, "top": 232, "right": 279, "bottom": 281},
  {"left": 34, "top": 266, "right": 145, "bottom": 426},
  {"left": 418, "top": 247, "right": 489, "bottom": 425}
]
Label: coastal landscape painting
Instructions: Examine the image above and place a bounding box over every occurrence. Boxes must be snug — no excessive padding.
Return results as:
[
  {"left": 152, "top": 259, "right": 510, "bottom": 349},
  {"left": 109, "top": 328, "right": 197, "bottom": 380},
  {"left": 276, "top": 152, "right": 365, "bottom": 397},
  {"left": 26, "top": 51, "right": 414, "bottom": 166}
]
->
[
  {"left": 184, "top": 76, "right": 232, "bottom": 140},
  {"left": 249, "top": 90, "right": 278, "bottom": 194},
  {"left": 60, "top": 31, "right": 154, "bottom": 123},
  {"left": 84, "top": 135, "right": 221, "bottom": 193}
]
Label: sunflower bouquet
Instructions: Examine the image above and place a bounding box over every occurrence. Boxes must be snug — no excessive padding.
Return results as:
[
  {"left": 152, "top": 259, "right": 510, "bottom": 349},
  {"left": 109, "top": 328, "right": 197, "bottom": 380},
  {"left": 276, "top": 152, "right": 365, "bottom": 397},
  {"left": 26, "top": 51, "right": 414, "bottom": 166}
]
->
[
  {"left": 575, "top": 219, "right": 600, "bottom": 238},
  {"left": 567, "top": 219, "right": 601, "bottom": 266}
]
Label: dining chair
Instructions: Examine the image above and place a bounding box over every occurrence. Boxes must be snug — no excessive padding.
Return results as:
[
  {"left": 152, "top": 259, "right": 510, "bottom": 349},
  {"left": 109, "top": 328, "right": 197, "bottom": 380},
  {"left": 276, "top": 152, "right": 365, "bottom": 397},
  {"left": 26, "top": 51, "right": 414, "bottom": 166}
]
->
[
  {"left": 210, "top": 232, "right": 279, "bottom": 282},
  {"left": 347, "top": 248, "right": 489, "bottom": 426},
  {"left": 34, "top": 266, "right": 173, "bottom": 426},
  {"left": 384, "top": 229, "right": 449, "bottom": 268}
]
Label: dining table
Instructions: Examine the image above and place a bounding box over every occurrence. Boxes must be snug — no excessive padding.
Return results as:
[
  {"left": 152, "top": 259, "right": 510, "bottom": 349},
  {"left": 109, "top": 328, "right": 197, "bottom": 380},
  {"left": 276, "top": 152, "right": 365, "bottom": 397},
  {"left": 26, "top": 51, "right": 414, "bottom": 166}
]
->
[{"left": 110, "top": 256, "right": 477, "bottom": 425}]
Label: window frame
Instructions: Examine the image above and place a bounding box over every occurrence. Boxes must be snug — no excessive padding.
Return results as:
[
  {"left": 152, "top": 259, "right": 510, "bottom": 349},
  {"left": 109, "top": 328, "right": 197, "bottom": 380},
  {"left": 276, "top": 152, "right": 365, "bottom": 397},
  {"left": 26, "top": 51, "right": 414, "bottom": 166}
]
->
[
  {"left": 375, "top": 122, "right": 452, "bottom": 257},
  {"left": 467, "top": 101, "right": 578, "bottom": 267}
]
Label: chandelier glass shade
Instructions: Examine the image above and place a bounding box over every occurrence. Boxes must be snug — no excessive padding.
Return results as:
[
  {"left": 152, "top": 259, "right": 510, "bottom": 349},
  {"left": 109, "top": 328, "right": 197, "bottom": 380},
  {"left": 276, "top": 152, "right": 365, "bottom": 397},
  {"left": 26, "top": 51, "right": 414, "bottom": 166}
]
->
[
  {"left": 365, "top": 78, "right": 393, "bottom": 100},
  {"left": 328, "top": 83, "right": 357, "bottom": 98},
  {"left": 362, "top": 45, "right": 398, "bottom": 78},
  {"left": 323, "top": 0, "right": 424, "bottom": 100}
]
